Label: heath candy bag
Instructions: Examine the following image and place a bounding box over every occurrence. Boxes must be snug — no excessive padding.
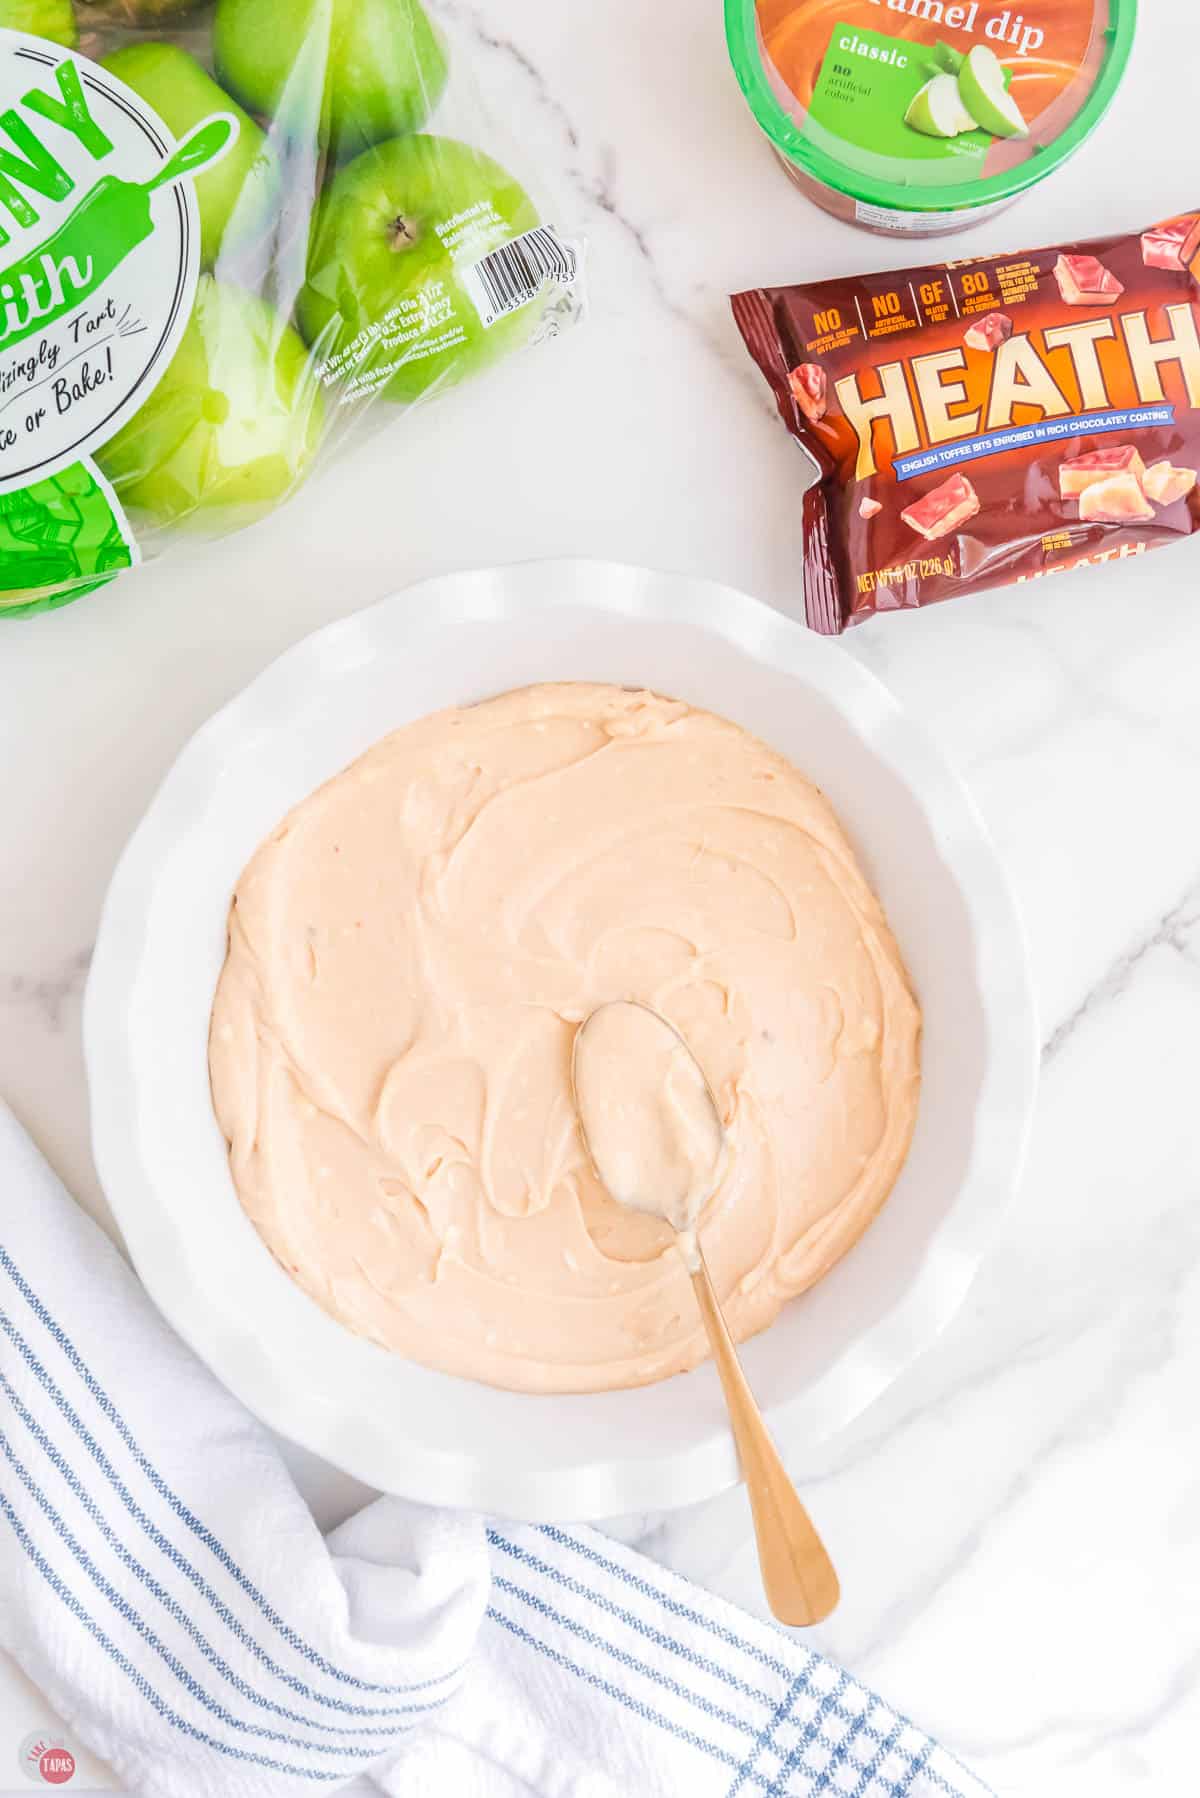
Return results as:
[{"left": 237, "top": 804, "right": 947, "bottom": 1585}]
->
[{"left": 732, "top": 210, "right": 1200, "bottom": 631}]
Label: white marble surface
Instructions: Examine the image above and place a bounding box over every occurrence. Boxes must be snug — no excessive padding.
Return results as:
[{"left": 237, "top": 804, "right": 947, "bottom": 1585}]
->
[{"left": 2, "top": 1, "right": 1198, "bottom": 1792}]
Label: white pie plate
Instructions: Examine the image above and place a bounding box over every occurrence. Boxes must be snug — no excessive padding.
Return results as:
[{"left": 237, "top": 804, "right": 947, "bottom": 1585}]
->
[{"left": 84, "top": 559, "right": 1038, "bottom": 1521}]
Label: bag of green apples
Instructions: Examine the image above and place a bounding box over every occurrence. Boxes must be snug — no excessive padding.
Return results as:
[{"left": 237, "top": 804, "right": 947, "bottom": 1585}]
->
[{"left": 0, "top": 0, "right": 584, "bottom": 615}]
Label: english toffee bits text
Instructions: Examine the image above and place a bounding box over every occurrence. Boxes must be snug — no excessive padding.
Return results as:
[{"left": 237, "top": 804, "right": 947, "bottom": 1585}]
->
[{"left": 732, "top": 209, "right": 1200, "bottom": 631}]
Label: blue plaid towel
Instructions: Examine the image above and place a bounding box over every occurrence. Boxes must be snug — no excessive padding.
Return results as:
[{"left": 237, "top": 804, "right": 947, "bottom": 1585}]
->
[{"left": 0, "top": 1104, "right": 991, "bottom": 1798}]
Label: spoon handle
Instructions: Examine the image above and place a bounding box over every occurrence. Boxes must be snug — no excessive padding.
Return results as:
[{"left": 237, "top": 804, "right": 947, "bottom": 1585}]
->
[{"left": 689, "top": 1254, "right": 840, "bottom": 1627}]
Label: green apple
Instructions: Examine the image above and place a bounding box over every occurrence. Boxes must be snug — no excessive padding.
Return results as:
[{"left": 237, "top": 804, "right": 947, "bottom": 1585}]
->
[
  {"left": 905, "top": 73, "right": 977, "bottom": 138},
  {"left": 0, "top": 0, "right": 77, "bottom": 47},
  {"left": 213, "top": 0, "right": 448, "bottom": 163},
  {"left": 957, "top": 44, "right": 1028, "bottom": 138},
  {"left": 297, "top": 133, "right": 541, "bottom": 405},
  {"left": 96, "top": 276, "right": 324, "bottom": 528},
  {"left": 101, "top": 43, "right": 278, "bottom": 270}
]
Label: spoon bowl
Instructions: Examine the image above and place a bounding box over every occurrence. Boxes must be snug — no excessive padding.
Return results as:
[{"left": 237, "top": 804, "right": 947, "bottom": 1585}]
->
[{"left": 571, "top": 999, "right": 726, "bottom": 1261}]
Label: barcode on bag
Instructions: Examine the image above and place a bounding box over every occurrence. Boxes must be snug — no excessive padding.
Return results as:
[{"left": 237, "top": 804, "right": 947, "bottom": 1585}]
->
[{"left": 462, "top": 226, "right": 578, "bottom": 329}]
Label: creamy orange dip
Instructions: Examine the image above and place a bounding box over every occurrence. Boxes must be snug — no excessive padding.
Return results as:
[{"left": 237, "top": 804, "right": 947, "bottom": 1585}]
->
[{"left": 209, "top": 683, "right": 921, "bottom": 1393}]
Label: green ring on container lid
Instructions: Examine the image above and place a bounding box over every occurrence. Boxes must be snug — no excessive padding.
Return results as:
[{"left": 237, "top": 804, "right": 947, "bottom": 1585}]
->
[{"left": 725, "top": 0, "right": 1136, "bottom": 216}]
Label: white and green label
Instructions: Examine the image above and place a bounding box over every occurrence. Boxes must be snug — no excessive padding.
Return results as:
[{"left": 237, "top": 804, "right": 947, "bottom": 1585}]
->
[{"left": 0, "top": 31, "right": 234, "bottom": 606}]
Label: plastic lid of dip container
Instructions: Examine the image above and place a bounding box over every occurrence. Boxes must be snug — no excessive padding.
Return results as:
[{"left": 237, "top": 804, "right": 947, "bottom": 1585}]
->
[{"left": 725, "top": 0, "right": 1136, "bottom": 233}]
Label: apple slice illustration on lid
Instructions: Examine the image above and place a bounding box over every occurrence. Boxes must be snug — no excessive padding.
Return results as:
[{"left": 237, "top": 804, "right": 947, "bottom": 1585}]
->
[
  {"left": 904, "top": 72, "right": 980, "bottom": 140},
  {"left": 956, "top": 45, "right": 1029, "bottom": 140}
]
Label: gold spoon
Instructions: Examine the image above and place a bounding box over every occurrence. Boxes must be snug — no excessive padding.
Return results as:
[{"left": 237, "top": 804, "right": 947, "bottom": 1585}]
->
[{"left": 571, "top": 1000, "right": 840, "bottom": 1628}]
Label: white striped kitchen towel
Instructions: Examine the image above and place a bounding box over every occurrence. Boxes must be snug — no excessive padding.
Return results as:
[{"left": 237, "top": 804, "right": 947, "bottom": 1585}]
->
[{"left": 0, "top": 1102, "right": 991, "bottom": 1798}]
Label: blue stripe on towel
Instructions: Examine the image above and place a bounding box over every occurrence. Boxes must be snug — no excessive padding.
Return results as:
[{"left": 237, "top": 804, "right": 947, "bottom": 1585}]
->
[
  {"left": 846, "top": 1717, "right": 909, "bottom": 1798},
  {"left": 492, "top": 1590, "right": 956, "bottom": 1798},
  {"left": 897, "top": 1743, "right": 936, "bottom": 1795},
  {"left": 0, "top": 1301, "right": 457, "bottom": 1719},
  {"left": 486, "top": 1605, "right": 775, "bottom": 1788},
  {"left": 924, "top": 1752, "right": 988, "bottom": 1796},
  {"left": 489, "top": 1528, "right": 785, "bottom": 1707},
  {"left": 0, "top": 1423, "right": 402, "bottom": 1764},
  {"left": 0, "top": 1487, "right": 339, "bottom": 1783},
  {"left": 0, "top": 1244, "right": 458, "bottom": 1698},
  {"left": 0, "top": 1370, "right": 420, "bottom": 1742},
  {"left": 529, "top": 1527, "right": 983, "bottom": 1795},
  {"left": 803, "top": 1681, "right": 872, "bottom": 1796},
  {"left": 724, "top": 1671, "right": 810, "bottom": 1798},
  {"left": 535, "top": 1525, "right": 794, "bottom": 1679},
  {"left": 501, "top": 1528, "right": 957, "bottom": 1788},
  {"left": 762, "top": 1671, "right": 850, "bottom": 1797},
  {"left": 492, "top": 1570, "right": 763, "bottom": 1741}
]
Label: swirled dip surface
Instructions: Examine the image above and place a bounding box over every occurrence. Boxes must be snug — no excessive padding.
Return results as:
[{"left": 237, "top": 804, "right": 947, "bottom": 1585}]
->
[{"left": 209, "top": 684, "right": 921, "bottom": 1393}]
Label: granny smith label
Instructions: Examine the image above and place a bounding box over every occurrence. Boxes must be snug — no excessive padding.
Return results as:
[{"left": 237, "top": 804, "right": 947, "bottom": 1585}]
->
[
  {"left": 0, "top": 33, "right": 233, "bottom": 495},
  {"left": 808, "top": 23, "right": 989, "bottom": 177}
]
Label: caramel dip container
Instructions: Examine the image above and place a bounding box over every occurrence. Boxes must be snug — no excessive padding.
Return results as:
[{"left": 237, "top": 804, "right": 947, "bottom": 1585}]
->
[{"left": 725, "top": 0, "right": 1135, "bottom": 236}]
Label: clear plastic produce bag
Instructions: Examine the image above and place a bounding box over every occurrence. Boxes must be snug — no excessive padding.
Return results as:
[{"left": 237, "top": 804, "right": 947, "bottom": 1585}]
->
[{"left": 0, "top": 0, "right": 585, "bottom": 616}]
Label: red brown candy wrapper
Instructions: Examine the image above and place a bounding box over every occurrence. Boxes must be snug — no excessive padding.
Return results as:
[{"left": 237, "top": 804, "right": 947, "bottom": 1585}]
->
[{"left": 731, "top": 211, "right": 1200, "bottom": 632}]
